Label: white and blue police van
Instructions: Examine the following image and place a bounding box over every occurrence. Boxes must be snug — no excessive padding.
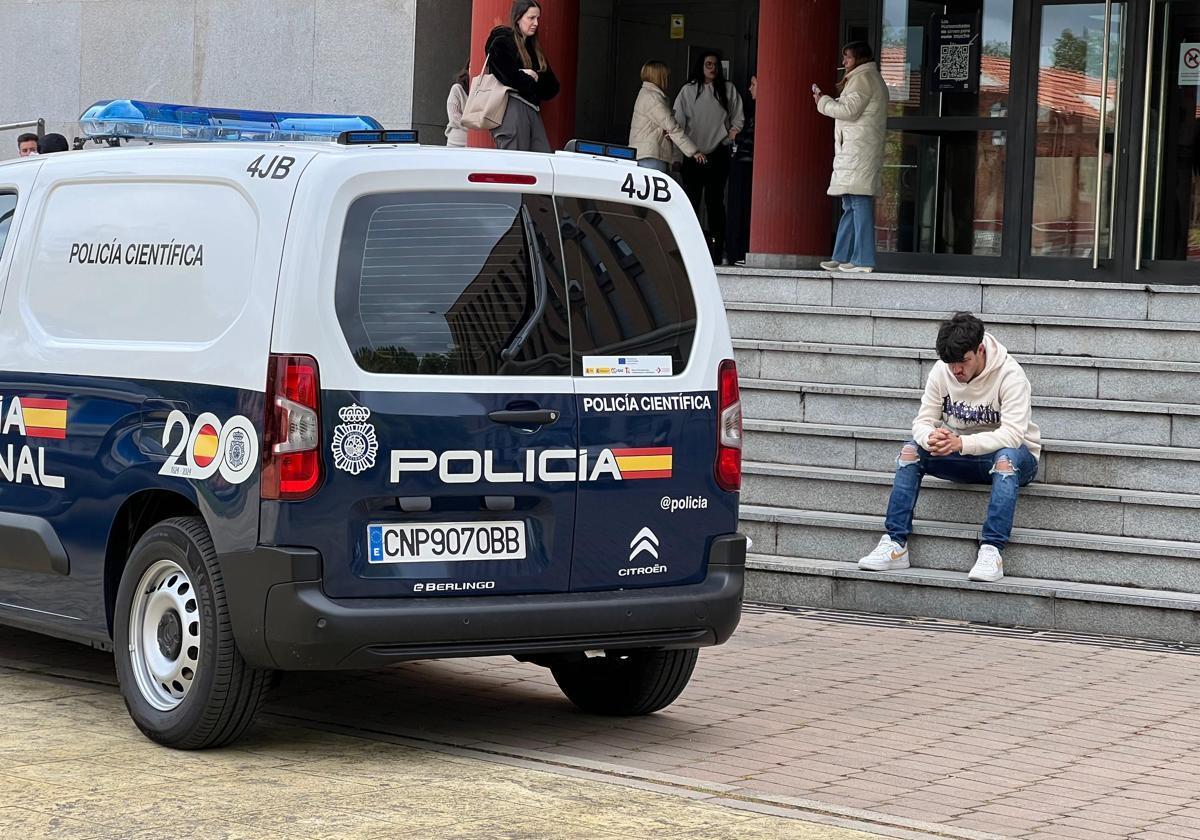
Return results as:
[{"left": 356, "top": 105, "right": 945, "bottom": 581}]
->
[{"left": 0, "top": 100, "right": 746, "bottom": 748}]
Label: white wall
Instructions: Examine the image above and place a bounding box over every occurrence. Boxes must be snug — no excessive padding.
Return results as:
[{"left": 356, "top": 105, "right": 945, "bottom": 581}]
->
[{"left": 0, "top": 0, "right": 420, "bottom": 158}]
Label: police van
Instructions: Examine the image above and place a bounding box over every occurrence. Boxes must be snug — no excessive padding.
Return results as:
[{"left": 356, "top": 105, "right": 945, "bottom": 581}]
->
[{"left": 0, "top": 101, "right": 746, "bottom": 749}]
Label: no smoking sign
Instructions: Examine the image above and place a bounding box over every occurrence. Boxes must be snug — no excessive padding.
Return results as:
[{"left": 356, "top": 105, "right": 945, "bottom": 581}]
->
[{"left": 1181, "top": 43, "right": 1200, "bottom": 85}]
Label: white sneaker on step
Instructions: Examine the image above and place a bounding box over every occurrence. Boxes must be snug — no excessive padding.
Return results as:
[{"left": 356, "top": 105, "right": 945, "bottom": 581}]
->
[
  {"left": 838, "top": 263, "right": 874, "bottom": 273},
  {"left": 858, "top": 535, "right": 910, "bottom": 571},
  {"left": 969, "top": 544, "right": 1004, "bottom": 582},
  {"left": 819, "top": 260, "right": 841, "bottom": 271}
]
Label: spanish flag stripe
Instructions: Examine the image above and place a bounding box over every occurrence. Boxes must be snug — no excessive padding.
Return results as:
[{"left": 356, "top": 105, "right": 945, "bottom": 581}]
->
[
  {"left": 611, "top": 447, "right": 672, "bottom": 458},
  {"left": 21, "top": 398, "right": 68, "bottom": 411},
  {"left": 194, "top": 434, "right": 220, "bottom": 459},
  {"left": 25, "top": 426, "right": 67, "bottom": 440},
  {"left": 621, "top": 469, "right": 673, "bottom": 480},
  {"left": 614, "top": 454, "right": 673, "bottom": 472},
  {"left": 22, "top": 407, "right": 68, "bottom": 430}
]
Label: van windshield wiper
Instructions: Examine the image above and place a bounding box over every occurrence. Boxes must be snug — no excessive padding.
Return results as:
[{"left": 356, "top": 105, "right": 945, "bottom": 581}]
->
[{"left": 500, "top": 204, "right": 548, "bottom": 363}]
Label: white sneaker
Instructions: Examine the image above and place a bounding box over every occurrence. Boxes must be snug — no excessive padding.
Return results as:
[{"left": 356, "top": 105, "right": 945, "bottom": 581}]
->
[
  {"left": 969, "top": 545, "right": 1004, "bottom": 582},
  {"left": 819, "top": 260, "right": 841, "bottom": 271},
  {"left": 858, "top": 535, "right": 910, "bottom": 571},
  {"left": 838, "top": 263, "right": 874, "bottom": 273}
]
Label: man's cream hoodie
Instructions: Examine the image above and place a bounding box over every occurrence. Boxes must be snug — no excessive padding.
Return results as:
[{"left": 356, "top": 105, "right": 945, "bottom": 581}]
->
[{"left": 912, "top": 333, "right": 1042, "bottom": 459}]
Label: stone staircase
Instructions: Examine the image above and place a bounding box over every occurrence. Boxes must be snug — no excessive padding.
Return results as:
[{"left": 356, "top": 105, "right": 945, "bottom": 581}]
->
[{"left": 721, "top": 268, "right": 1200, "bottom": 642}]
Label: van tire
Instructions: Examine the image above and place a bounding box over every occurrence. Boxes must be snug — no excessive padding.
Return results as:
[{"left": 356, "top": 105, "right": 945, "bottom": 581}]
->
[
  {"left": 551, "top": 648, "right": 698, "bottom": 716},
  {"left": 113, "top": 516, "right": 271, "bottom": 749}
]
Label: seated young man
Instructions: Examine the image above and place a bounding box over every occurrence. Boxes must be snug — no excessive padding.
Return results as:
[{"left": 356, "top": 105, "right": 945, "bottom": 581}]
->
[{"left": 859, "top": 312, "right": 1041, "bottom": 582}]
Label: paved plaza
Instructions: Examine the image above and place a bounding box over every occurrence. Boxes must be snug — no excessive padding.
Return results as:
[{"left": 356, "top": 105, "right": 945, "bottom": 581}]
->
[{"left": 3, "top": 605, "right": 1200, "bottom": 839}]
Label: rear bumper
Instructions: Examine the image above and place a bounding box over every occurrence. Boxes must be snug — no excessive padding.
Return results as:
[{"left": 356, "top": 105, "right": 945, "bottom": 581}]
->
[{"left": 220, "top": 534, "right": 746, "bottom": 670}]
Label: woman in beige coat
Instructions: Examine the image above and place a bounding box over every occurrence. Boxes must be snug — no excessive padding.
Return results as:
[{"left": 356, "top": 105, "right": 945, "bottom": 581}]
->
[
  {"left": 629, "top": 61, "right": 705, "bottom": 175},
  {"left": 813, "top": 41, "right": 889, "bottom": 273}
]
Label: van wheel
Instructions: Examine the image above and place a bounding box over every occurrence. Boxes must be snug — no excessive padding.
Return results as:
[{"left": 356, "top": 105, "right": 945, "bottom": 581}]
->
[
  {"left": 113, "top": 516, "right": 271, "bottom": 749},
  {"left": 550, "top": 648, "right": 698, "bottom": 716}
]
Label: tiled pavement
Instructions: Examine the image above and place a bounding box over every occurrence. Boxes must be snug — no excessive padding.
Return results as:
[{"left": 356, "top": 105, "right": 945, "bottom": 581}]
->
[{"left": 5, "top": 607, "right": 1200, "bottom": 839}]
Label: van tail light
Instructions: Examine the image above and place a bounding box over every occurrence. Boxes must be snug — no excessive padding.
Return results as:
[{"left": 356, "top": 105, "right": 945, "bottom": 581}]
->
[
  {"left": 261, "top": 354, "right": 322, "bottom": 500},
  {"left": 715, "top": 359, "right": 742, "bottom": 492}
]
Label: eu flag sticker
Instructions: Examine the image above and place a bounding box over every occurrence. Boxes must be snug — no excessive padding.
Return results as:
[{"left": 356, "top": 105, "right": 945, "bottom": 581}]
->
[{"left": 368, "top": 525, "right": 383, "bottom": 562}]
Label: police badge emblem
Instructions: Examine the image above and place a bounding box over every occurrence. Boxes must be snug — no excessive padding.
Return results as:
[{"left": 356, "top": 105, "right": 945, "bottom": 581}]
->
[{"left": 331, "top": 404, "right": 378, "bottom": 475}]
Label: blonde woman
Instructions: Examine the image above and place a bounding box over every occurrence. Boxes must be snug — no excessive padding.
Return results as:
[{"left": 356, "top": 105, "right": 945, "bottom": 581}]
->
[
  {"left": 484, "top": 0, "right": 560, "bottom": 152},
  {"left": 629, "top": 60, "right": 705, "bottom": 175}
]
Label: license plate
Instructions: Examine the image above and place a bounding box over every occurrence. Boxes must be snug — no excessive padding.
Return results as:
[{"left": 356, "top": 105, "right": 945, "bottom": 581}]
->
[{"left": 367, "top": 522, "right": 526, "bottom": 564}]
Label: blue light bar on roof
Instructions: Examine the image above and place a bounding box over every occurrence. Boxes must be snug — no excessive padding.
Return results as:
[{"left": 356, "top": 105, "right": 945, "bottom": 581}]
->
[
  {"left": 563, "top": 139, "right": 638, "bottom": 161},
  {"left": 337, "top": 129, "right": 419, "bottom": 145},
  {"left": 79, "top": 99, "right": 383, "bottom": 143}
]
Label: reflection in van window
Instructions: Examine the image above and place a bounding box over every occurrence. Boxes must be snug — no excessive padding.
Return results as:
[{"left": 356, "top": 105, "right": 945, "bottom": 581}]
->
[
  {"left": 336, "top": 192, "right": 570, "bottom": 376},
  {"left": 557, "top": 198, "right": 697, "bottom": 375},
  {"left": 0, "top": 193, "right": 15, "bottom": 260}
]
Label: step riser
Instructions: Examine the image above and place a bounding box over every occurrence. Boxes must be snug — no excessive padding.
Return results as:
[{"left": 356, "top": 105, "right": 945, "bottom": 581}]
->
[
  {"left": 735, "top": 348, "right": 1200, "bottom": 406},
  {"left": 745, "top": 429, "right": 1200, "bottom": 495},
  {"left": 741, "top": 386, "right": 1197, "bottom": 447},
  {"left": 719, "top": 274, "right": 1200, "bottom": 324},
  {"left": 742, "top": 474, "right": 1197, "bottom": 543},
  {"left": 741, "top": 518, "right": 1198, "bottom": 592},
  {"left": 744, "top": 569, "right": 1200, "bottom": 645},
  {"left": 728, "top": 309, "right": 1197, "bottom": 363}
]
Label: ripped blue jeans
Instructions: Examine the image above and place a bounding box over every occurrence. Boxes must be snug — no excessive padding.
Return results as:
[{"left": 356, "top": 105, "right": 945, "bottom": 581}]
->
[{"left": 883, "top": 441, "right": 1039, "bottom": 551}]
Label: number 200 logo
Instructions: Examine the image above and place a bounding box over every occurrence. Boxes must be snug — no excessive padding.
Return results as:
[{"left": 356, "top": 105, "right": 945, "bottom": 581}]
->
[{"left": 159, "top": 410, "right": 259, "bottom": 485}]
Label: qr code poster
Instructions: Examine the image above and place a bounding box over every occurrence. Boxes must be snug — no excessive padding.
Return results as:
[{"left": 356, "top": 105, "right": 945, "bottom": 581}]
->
[{"left": 932, "top": 14, "right": 980, "bottom": 93}]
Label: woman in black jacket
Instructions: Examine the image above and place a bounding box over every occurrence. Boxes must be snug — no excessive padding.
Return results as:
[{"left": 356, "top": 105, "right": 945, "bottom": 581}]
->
[{"left": 485, "top": 0, "right": 560, "bottom": 152}]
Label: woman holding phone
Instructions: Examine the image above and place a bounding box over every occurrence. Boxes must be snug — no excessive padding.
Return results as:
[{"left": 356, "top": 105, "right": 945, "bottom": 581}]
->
[{"left": 812, "top": 41, "right": 889, "bottom": 273}]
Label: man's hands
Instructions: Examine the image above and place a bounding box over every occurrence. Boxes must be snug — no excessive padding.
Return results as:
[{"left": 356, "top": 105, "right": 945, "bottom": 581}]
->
[{"left": 927, "top": 427, "right": 963, "bottom": 456}]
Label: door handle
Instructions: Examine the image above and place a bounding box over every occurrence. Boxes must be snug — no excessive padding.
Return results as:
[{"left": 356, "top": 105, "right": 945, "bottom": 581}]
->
[
  {"left": 1092, "top": 0, "right": 1114, "bottom": 270},
  {"left": 488, "top": 408, "right": 560, "bottom": 426},
  {"left": 1135, "top": 0, "right": 1157, "bottom": 269}
]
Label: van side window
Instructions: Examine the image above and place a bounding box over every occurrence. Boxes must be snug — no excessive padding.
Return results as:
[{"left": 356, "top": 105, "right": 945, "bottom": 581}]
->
[
  {"left": 336, "top": 191, "right": 570, "bottom": 376},
  {"left": 556, "top": 198, "right": 696, "bottom": 375},
  {"left": 0, "top": 193, "right": 16, "bottom": 260}
]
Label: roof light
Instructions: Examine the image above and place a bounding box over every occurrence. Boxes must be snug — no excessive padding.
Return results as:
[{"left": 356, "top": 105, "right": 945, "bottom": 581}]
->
[
  {"left": 336, "top": 129, "right": 419, "bottom": 145},
  {"left": 79, "top": 99, "right": 382, "bottom": 143},
  {"left": 562, "top": 139, "right": 638, "bottom": 161}
]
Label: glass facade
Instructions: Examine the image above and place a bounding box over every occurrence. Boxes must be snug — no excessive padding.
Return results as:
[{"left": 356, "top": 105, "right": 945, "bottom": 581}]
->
[{"left": 847, "top": 0, "right": 1198, "bottom": 282}]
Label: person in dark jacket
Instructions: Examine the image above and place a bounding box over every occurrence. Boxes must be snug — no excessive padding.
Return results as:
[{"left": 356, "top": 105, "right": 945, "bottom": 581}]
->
[
  {"left": 38, "top": 133, "right": 70, "bottom": 154},
  {"left": 725, "top": 74, "right": 756, "bottom": 265},
  {"left": 484, "top": 0, "right": 560, "bottom": 152}
]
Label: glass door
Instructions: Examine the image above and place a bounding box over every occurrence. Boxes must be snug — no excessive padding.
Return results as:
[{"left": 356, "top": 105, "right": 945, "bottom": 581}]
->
[
  {"left": 1020, "top": 0, "right": 1132, "bottom": 278},
  {"left": 1128, "top": 0, "right": 1200, "bottom": 279}
]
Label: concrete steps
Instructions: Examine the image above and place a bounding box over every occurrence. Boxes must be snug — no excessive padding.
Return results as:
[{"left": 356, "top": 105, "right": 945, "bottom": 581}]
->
[
  {"left": 718, "top": 268, "right": 1200, "bottom": 322},
  {"left": 742, "top": 461, "right": 1200, "bottom": 542},
  {"left": 745, "top": 554, "right": 1200, "bottom": 645},
  {"left": 733, "top": 339, "right": 1200, "bottom": 405},
  {"left": 740, "top": 505, "right": 1200, "bottom": 592},
  {"left": 743, "top": 419, "right": 1200, "bottom": 495},
  {"left": 720, "top": 268, "right": 1200, "bottom": 642},
  {"left": 741, "top": 378, "right": 1200, "bottom": 447},
  {"left": 725, "top": 303, "right": 1200, "bottom": 363}
]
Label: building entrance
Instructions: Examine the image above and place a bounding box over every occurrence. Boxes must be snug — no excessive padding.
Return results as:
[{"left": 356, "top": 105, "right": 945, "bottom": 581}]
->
[{"left": 863, "top": 0, "right": 1199, "bottom": 282}]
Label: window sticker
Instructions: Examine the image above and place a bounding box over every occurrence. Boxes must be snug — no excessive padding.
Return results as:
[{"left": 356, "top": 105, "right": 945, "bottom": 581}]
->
[{"left": 582, "top": 355, "right": 673, "bottom": 377}]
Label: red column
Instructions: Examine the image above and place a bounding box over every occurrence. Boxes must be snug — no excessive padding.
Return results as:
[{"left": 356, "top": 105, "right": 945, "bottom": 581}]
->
[
  {"left": 749, "top": 0, "right": 840, "bottom": 261},
  {"left": 468, "top": 0, "right": 579, "bottom": 150}
]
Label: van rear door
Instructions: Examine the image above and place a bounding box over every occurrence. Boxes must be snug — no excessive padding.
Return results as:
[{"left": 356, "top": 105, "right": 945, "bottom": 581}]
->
[
  {"left": 271, "top": 156, "right": 578, "bottom": 598},
  {"left": 550, "top": 159, "right": 739, "bottom": 591}
]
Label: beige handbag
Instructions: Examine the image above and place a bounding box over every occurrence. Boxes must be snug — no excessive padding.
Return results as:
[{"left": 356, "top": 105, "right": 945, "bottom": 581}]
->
[{"left": 461, "top": 54, "right": 511, "bottom": 131}]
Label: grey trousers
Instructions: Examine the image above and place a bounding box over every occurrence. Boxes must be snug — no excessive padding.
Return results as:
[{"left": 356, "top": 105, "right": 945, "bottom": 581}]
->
[{"left": 491, "top": 97, "right": 551, "bottom": 153}]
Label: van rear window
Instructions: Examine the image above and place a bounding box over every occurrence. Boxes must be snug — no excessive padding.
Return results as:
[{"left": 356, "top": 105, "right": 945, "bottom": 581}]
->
[
  {"left": 556, "top": 198, "right": 696, "bottom": 375},
  {"left": 335, "top": 192, "right": 570, "bottom": 376}
]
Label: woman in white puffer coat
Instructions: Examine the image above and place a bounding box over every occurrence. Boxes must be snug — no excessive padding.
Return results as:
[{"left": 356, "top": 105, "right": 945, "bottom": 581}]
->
[
  {"left": 629, "top": 61, "right": 706, "bottom": 175},
  {"left": 813, "top": 41, "right": 889, "bottom": 274}
]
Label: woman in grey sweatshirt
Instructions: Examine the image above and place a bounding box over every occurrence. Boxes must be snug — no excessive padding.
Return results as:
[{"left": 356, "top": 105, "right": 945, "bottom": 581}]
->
[{"left": 673, "top": 50, "right": 744, "bottom": 264}]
